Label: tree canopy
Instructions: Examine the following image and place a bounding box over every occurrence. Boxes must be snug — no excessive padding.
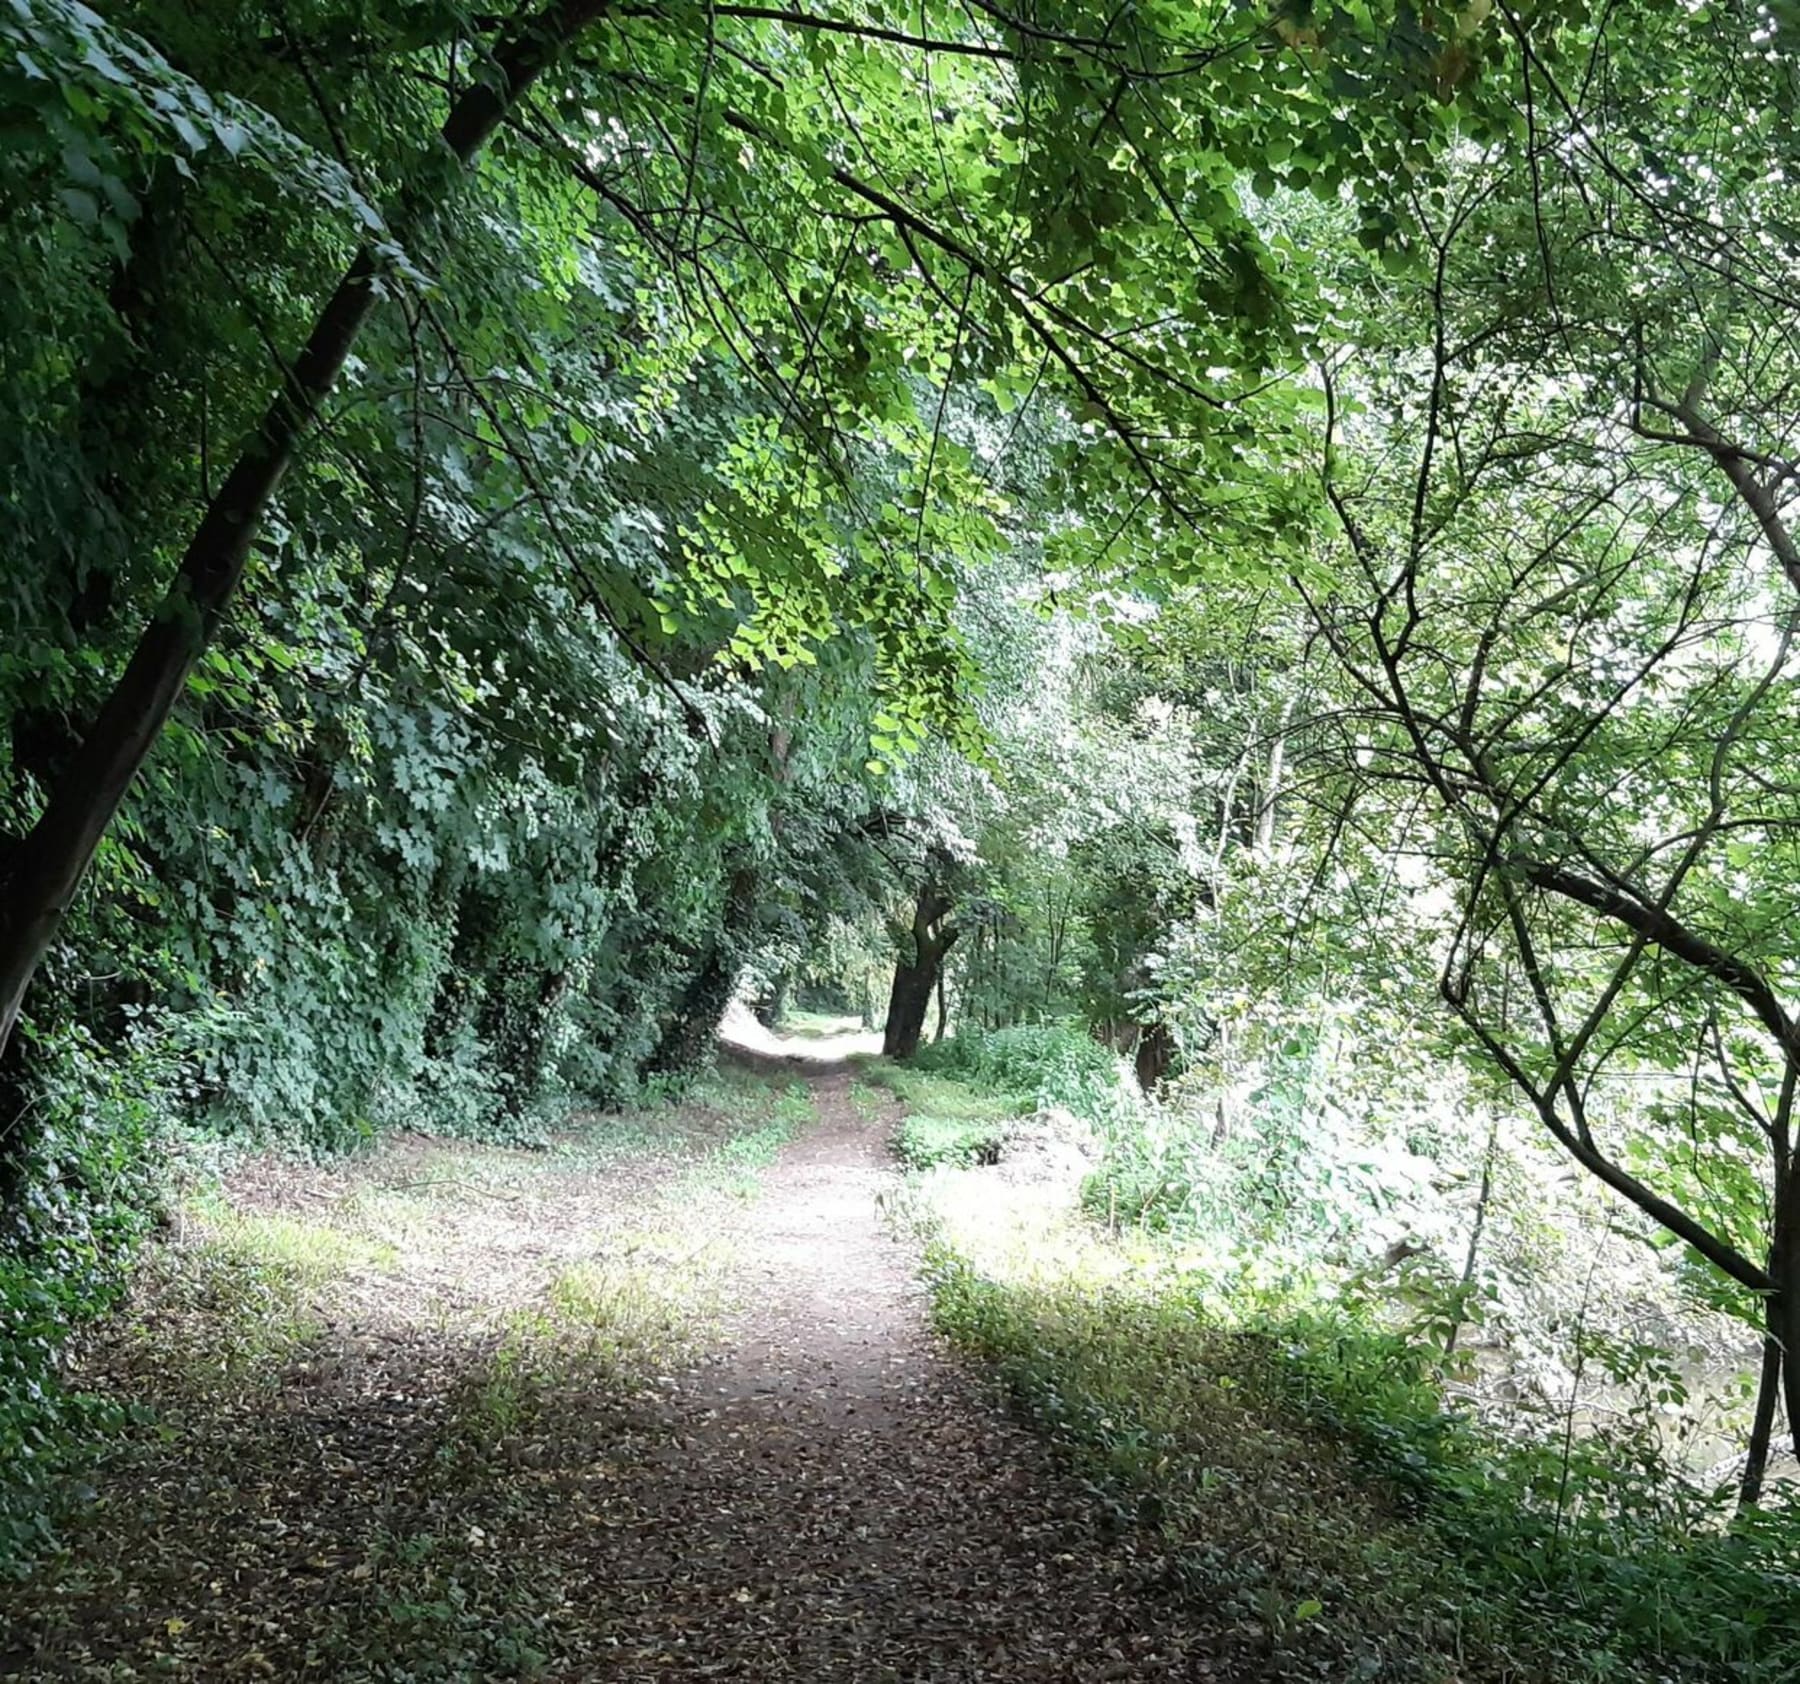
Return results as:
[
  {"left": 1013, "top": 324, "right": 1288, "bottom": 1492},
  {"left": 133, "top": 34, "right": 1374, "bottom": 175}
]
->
[{"left": 6, "top": 0, "right": 1800, "bottom": 1668}]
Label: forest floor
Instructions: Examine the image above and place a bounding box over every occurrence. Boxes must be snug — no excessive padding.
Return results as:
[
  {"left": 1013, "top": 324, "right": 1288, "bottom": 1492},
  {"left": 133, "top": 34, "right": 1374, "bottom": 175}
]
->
[{"left": 5, "top": 1033, "right": 1209, "bottom": 1682}]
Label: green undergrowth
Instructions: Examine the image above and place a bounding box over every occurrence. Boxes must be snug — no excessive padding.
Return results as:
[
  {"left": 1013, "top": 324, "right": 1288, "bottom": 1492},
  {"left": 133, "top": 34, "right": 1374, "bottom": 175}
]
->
[
  {"left": 910, "top": 1021, "right": 1138, "bottom": 1128},
  {"left": 125, "top": 1202, "right": 403, "bottom": 1393},
  {"left": 777, "top": 1007, "right": 865, "bottom": 1041},
  {"left": 681, "top": 1075, "right": 813, "bottom": 1194},
  {"left": 857, "top": 1056, "right": 1032, "bottom": 1122},
  {"left": 894, "top": 1112, "right": 1005, "bottom": 1169},
  {"left": 857, "top": 1052, "right": 1029, "bottom": 1171},
  {"left": 906, "top": 1028, "right": 1800, "bottom": 1683},
  {"left": 0, "top": 1025, "right": 170, "bottom": 1569}
]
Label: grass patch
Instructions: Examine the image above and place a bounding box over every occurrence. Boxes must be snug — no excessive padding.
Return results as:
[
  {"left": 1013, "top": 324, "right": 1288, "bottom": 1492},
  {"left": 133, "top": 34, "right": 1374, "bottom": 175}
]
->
[
  {"left": 857, "top": 1059, "right": 1030, "bottom": 1123},
  {"left": 277, "top": 1517, "right": 575, "bottom": 1681},
  {"left": 548, "top": 1231, "right": 730, "bottom": 1364},
  {"left": 859, "top": 1054, "right": 1025, "bottom": 1172},
  {"left": 198, "top": 1204, "right": 401, "bottom": 1281},
  {"left": 928, "top": 1247, "right": 1458, "bottom": 1674},
  {"left": 123, "top": 1206, "right": 401, "bottom": 1390},
  {"left": 684, "top": 1078, "right": 812, "bottom": 1195},
  {"left": 862, "top": 1054, "right": 1021, "bottom": 1172}
]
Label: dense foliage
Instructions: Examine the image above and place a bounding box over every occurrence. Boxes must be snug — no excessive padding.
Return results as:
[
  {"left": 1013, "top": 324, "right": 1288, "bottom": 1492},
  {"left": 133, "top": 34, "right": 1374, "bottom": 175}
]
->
[{"left": 4, "top": 0, "right": 1799, "bottom": 1668}]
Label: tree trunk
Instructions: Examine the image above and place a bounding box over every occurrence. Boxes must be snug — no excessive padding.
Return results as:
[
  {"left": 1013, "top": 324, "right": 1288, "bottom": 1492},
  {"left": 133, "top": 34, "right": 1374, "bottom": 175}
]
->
[
  {"left": 1444, "top": 1117, "right": 1498, "bottom": 1361},
  {"left": 648, "top": 946, "right": 743, "bottom": 1077},
  {"left": 0, "top": 0, "right": 614, "bottom": 1067},
  {"left": 1254, "top": 696, "right": 1294, "bottom": 855},
  {"left": 883, "top": 878, "right": 958, "bottom": 1061},
  {"left": 933, "top": 968, "right": 949, "bottom": 1044},
  {"left": 1134, "top": 1021, "right": 1174, "bottom": 1092},
  {"left": 1738, "top": 1328, "right": 1783, "bottom": 1511},
  {"left": 1776, "top": 1246, "right": 1800, "bottom": 1470},
  {"left": 883, "top": 959, "right": 937, "bottom": 1061},
  {"left": 1768, "top": 1083, "right": 1800, "bottom": 1470}
]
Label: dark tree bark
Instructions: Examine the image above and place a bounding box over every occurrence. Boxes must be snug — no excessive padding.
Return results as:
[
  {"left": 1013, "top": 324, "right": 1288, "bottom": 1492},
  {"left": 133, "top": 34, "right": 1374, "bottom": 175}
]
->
[
  {"left": 1738, "top": 1330, "right": 1784, "bottom": 1511},
  {"left": 882, "top": 961, "right": 937, "bottom": 1062},
  {"left": 1773, "top": 1196, "right": 1800, "bottom": 1472},
  {"left": 647, "top": 865, "right": 759, "bottom": 1077},
  {"left": 883, "top": 879, "right": 958, "bottom": 1061},
  {"left": 1133, "top": 1021, "right": 1174, "bottom": 1092},
  {"left": 0, "top": 0, "right": 615, "bottom": 1066}
]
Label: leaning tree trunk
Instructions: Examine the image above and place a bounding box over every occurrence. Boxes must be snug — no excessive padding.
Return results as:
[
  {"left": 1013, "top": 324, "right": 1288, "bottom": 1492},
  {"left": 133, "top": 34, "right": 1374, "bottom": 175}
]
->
[
  {"left": 1765, "top": 1112, "right": 1800, "bottom": 1474},
  {"left": 647, "top": 945, "right": 744, "bottom": 1077},
  {"left": 1739, "top": 1328, "right": 1784, "bottom": 1511},
  {"left": 0, "top": 0, "right": 614, "bottom": 1069},
  {"left": 883, "top": 881, "right": 958, "bottom": 1061}
]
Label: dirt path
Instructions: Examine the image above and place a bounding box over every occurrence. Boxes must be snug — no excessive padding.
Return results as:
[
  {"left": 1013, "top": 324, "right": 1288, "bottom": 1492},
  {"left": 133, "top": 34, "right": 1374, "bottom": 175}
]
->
[
  {"left": 588, "top": 1062, "right": 1198, "bottom": 1682},
  {"left": 8, "top": 1053, "right": 1207, "bottom": 1682}
]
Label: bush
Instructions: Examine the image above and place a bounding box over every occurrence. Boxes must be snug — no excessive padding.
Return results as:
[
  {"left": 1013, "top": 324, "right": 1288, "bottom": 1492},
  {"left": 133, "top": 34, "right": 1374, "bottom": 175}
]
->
[
  {"left": 930, "top": 1239, "right": 1800, "bottom": 1681},
  {"left": 894, "top": 1114, "right": 1005, "bottom": 1170},
  {"left": 1, "top": 1022, "right": 172, "bottom": 1571},
  {"left": 913, "top": 1053, "right": 1800, "bottom": 1682},
  {"left": 919, "top": 1023, "right": 1137, "bottom": 1128}
]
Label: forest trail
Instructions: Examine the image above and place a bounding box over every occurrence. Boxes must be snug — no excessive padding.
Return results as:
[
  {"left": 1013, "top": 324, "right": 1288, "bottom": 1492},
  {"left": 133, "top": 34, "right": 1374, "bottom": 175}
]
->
[
  {"left": 601, "top": 1056, "right": 1198, "bottom": 1681},
  {"left": 7, "top": 1040, "right": 1205, "bottom": 1682}
]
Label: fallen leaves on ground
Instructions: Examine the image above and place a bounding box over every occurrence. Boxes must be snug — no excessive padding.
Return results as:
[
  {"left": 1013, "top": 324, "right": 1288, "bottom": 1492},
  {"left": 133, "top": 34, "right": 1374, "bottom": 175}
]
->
[{"left": 5, "top": 1061, "right": 1234, "bottom": 1682}]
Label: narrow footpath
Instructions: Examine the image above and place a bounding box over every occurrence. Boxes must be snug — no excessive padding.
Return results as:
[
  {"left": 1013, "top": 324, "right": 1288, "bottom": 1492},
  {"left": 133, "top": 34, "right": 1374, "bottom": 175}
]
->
[
  {"left": 6, "top": 1046, "right": 1211, "bottom": 1681},
  {"left": 589, "top": 1060, "right": 1200, "bottom": 1681}
]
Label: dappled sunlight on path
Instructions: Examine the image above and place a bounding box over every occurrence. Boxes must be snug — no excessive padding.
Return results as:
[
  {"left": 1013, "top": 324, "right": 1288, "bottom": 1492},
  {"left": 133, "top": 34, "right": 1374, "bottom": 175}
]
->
[
  {"left": 589, "top": 1052, "right": 1200, "bottom": 1681},
  {"left": 5, "top": 1039, "right": 1206, "bottom": 1682},
  {"left": 717, "top": 1002, "right": 883, "bottom": 1064}
]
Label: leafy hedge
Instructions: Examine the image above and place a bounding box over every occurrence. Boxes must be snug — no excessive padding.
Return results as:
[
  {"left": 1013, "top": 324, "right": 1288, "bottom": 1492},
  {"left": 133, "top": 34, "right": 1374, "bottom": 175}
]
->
[
  {"left": 894, "top": 1113, "right": 1005, "bottom": 1170},
  {"left": 1, "top": 1026, "right": 168, "bottom": 1567}
]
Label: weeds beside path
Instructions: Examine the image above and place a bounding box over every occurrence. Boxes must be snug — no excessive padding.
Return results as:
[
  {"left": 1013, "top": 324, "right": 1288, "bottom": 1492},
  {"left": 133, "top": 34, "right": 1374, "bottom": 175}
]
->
[{"left": 6, "top": 1047, "right": 1208, "bottom": 1682}]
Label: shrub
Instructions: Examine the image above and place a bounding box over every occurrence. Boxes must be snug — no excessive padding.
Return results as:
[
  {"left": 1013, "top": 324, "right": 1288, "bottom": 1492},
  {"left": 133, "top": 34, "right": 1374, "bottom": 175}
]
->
[
  {"left": 919, "top": 1023, "right": 1137, "bottom": 1129},
  {"left": 894, "top": 1114, "right": 1005, "bottom": 1170},
  {"left": 1, "top": 1022, "right": 172, "bottom": 1571},
  {"left": 915, "top": 1053, "right": 1800, "bottom": 1682}
]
